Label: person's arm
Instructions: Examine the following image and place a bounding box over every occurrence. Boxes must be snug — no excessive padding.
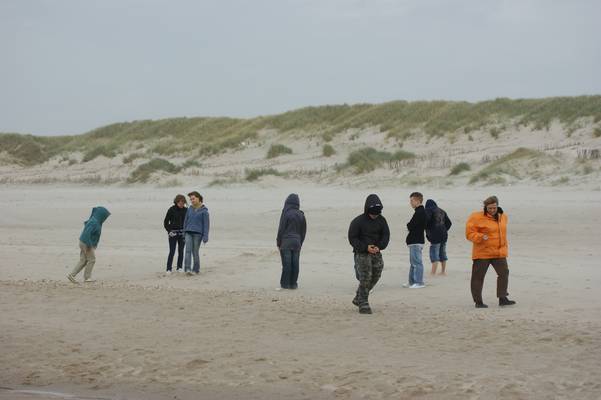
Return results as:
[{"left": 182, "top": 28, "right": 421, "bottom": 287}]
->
[
  {"left": 407, "top": 211, "right": 418, "bottom": 231},
  {"left": 465, "top": 215, "right": 484, "bottom": 243},
  {"left": 300, "top": 213, "right": 307, "bottom": 246},
  {"left": 276, "top": 213, "right": 286, "bottom": 248},
  {"left": 90, "top": 223, "right": 101, "bottom": 249},
  {"left": 377, "top": 218, "right": 390, "bottom": 251},
  {"left": 183, "top": 208, "right": 189, "bottom": 231},
  {"left": 348, "top": 218, "right": 368, "bottom": 252},
  {"left": 202, "top": 211, "right": 210, "bottom": 243},
  {"left": 164, "top": 208, "right": 172, "bottom": 232},
  {"left": 445, "top": 213, "right": 452, "bottom": 231}
]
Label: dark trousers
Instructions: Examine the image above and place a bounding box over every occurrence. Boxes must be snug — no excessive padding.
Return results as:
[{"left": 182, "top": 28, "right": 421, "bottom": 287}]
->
[
  {"left": 167, "top": 235, "right": 185, "bottom": 271},
  {"left": 355, "top": 253, "right": 384, "bottom": 307},
  {"left": 280, "top": 249, "right": 300, "bottom": 289},
  {"left": 470, "top": 258, "right": 509, "bottom": 304}
]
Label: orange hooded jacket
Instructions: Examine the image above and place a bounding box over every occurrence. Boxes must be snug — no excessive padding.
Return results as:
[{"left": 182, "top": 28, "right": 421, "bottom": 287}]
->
[{"left": 465, "top": 208, "right": 508, "bottom": 260}]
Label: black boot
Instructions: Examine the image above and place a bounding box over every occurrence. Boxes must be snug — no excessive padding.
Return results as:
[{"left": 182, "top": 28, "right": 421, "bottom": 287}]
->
[
  {"left": 352, "top": 297, "right": 360, "bottom": 307},
  {"left": 359, "top": 304, "right": 372, "bottom": 314},
  {"left": 475, "top": 302, "right": 488, "bottom": 308},
  {"left": 499, "top": 297, "right": 516, "bottom": 306}
]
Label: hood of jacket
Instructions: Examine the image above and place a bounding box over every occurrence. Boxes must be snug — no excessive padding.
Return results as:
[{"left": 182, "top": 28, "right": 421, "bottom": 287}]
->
[
  {"left": 363, "top": 194, "right": 383, "bottom": 215},
  {"left": 282, "top": 193, "right": 300, "bottom": 214},
  {"left": 88, "top": 206, "right": 110, "bottom": 224},
  {"left": 425, "top": 199, "right": 438, "bottom": 210}
]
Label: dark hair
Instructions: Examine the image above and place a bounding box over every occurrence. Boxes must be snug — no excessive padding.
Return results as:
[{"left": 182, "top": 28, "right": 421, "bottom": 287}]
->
[
  {"left": 173, "top": 194, "right": 187, "bottom": 205},
  {"left": 188, "top": 191, "right": 203, "bottom": 201},
  {"left": 483, "top": 196, "right": 499, "bottom": 207},
  {"left": 410, "top": 192, "right": 423, "bottom": 202}
]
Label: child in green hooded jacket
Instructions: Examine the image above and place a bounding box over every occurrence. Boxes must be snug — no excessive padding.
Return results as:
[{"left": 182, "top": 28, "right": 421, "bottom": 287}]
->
[{"left": 68, "top": 206, "right": 110, "bottom": 283}]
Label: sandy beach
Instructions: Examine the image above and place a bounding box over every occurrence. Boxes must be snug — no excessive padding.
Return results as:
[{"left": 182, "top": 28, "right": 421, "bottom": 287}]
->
[{"left": 1, "top": 184, "right": 600, "bottom": 399}]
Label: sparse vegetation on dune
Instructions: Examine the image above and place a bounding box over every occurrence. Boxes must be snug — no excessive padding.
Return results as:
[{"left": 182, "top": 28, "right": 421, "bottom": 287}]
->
[
  {"left": 127, "top": 158, "right": 180, "bottom": 183},
  {"left": 469, "top": 148, "right": 553, "bottom": 184},
  {"left": 2, "top": 96, "right": 600, "bottom": 166},
  {"left": 266, "top": 144, "right": 293, "bottom": 159},
  {"left": 245, "top": 168, "right": 283, "bottom": 181},
  {"left": 449, "top": 162, "right": 471, "bottom": 175},
  {"left": 343, "top": 147, "right": 416, "bottom": 173}
]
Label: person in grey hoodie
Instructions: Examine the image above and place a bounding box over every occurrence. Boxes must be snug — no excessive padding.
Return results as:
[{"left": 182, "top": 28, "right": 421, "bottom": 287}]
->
[
  {"left": 183, "top": 191, "right": 210, "bottom": 275},
  {"left": 67, "top": 206, "right": 110, "bottom": 283},
  {"left": 276, "top": 194, "right": 307, "bottom": 289}
]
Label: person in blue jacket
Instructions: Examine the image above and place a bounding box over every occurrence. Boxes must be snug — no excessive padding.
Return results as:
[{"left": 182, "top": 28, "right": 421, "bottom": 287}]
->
[
  {"left": 276, "top": 194, "right": 307, "bottom": 289},
  {"left": 183, "top": 191, "right": 210, "bottom": 275},
  {"left": 67, "top": 206, "right": 110, "bottom": 283}
]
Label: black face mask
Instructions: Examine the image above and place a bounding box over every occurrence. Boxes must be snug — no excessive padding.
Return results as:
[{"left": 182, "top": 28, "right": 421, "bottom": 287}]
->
[{"left": 368, "top": 206, "right": 382, "bottom": 215}]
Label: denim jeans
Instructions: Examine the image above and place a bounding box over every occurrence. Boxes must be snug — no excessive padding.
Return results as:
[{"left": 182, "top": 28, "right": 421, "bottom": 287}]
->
[
  {"left": 408, "top": 244, "right": 424, "bottom": 285},
  {"left": 429, "top": 242, "right": 448, "bottom": 263},
  {"left": 167, "top": 234, "right": 185, "bottom": 271},
  {"left": 280, "top": 249, "right": 300, "bottom": 289},
  {"left": 184, "top": 232, "right": 203, "bottom": 273}
]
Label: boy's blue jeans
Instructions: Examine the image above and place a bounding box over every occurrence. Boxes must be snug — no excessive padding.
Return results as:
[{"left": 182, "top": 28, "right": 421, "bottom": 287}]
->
[{"left": 408, "top": 244, "right": 424, "bottom": 285}]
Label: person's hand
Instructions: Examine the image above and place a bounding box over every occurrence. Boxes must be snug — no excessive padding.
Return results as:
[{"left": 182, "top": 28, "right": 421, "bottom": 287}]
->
[
  {"left": 367, "top": 245, "right": 378, "bottom": 254},
  {"left": 168, "top": 231, "right": 177, "bottom": 237},
  {"left": 373, "top": 246, "right": 380, "bottom": 253},
  {"left": 482, "top": 234, "right": 489, "bottom": 241}
]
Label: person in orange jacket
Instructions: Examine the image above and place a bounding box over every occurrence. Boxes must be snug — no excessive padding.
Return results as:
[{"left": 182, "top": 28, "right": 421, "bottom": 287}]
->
[{"left": 465, "top": 196, "right": 516, "bottom": 308}]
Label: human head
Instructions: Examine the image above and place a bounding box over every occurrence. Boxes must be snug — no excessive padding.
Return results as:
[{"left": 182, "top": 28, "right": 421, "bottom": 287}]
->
[
  {"left": 409, "top": 192, "right": 423, "bottom": 209},
  {"left": 174, "top": 194, "right": 187, "bottom": 208},
  {"left": 364, "top": 194, "right": 383, "bottom": 218},
  {"left": 188, "top": 191, "right": 203, "bottom": 206},
  {"left": 483, "top": 195, "right": 499, "bottom": 216}
]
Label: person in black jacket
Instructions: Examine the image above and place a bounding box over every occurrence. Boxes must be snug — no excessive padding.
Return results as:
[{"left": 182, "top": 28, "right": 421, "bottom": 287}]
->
[
  {"left": 348, "top": 194, "right": 390, "bottom": 314},
  {"left": 276, "top": 194, "right": 307, "bottom": 289},
  {"left": 404, "top": 192, "right": 427, "bottom": 289},
  {"left": 163, "top": 194, "right": 187, "bottom": 273},
  {"left": 425, "top": 199, "right": 452, "bottom": 276}
]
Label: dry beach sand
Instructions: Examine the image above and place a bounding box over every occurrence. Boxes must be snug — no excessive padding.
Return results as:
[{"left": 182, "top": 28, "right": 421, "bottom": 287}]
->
[{"left": 1, "top": 184, "right": 601, "bottom": 399}]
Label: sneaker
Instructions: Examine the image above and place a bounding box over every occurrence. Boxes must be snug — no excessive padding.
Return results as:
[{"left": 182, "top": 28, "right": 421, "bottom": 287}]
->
[
  {"left": 359, "top": 304, "right": 372, "bottom": 314},
  {"left": 475, "top": 302, "right": 488, "bottom": 308},
  {"left": 175, "top": 269, "right": 182, "bottom": 273},
  {"left": 67, "top": 274, "right": 77, "bottom": 284},
  {"left": 402, "top": 283, "right": 410, "bottom": 288},
  {"left": 185, "top": 271, "right": 193, "bottom": 276},
  {"left": 499, "top": 297, "right": 516, "bottom": 307},
  {"left": 84, "top": 279, "right": 96, "bottom": 283},
  {"left": 166, "top": 270, "right": 172, "bottom": 275},
  {"left": 409, "top": 283, "right": 425, "bottom": 289},
  {"left": 352, "top": 297, "right": 360, "bottom": 307}
]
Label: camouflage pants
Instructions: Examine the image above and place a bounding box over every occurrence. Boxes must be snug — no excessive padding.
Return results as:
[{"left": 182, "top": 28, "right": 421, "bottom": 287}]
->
[{"left": 354, "top": 253, "right": 384, "bottom": 307}]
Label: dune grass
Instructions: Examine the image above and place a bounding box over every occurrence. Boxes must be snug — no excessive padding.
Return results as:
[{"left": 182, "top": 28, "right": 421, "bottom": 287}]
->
[
  {"left": 128, "top": 158, "right": 181, "bottom": 183},
  {"left": 266, "top": 144, "right": 293, "bottom": 159},
  {"left": 2, "top": 96, "right": 601, "bottom": 166},
  {"left": 449, "top": 162, "right": 471, "bottom": 175},
  {"left": 469, "top": 148, "right": 548, "bottom": 184},
  {"left": 344, "top": 147, "right": 416, "bottom": 173},
  {"left": 245, "top": 168, "right": 283, "bottom": 181},
  {"left": 322, "top": 144, "right": 336, "bottom": 157}
]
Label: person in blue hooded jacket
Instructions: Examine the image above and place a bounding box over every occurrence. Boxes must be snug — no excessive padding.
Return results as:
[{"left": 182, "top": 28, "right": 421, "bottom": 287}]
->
[
  {"left": 67, "top": 206, "right": 110, "bottom": 283},
  {"left": 276, "top": 194, "right": 307, "bottom": 289},
  {"left": 425, "top": 199, "right": 452, "bottom": 276},
  {"left": 183, "top": 191, "right": 210, "bottom": 275}
]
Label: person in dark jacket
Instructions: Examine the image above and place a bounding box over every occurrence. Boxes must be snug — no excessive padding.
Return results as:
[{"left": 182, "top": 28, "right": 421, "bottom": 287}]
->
[
  {"left": 163, "top": 194, "right": 187, "bottom": 273},
  {"left": 67, "top": 206, "right": 110, "bottom": 283},
  {"left": 425, "top": 199, "right": 452, "bottom": 276},
  {"left": 403, "top": 192, "right": 427, "bottom": 289},
  {"left": 348, "top": 194, "right": 390, "bottom": 314},
  {"left": 183, "top": 191, "right": 210, "bottom": 275},
  {"left": 276, "top": 193, "right": 307, "bottom": 289}
]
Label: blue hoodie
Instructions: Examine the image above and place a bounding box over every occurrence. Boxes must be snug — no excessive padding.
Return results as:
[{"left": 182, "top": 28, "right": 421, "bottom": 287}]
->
[
  {"left": 184, "top": 204, "right": 210, "bottom": 242},
  {"left": 79, "top": 206, "right": 110, "bottom": 248},
  {"left": 424, "top": 199, "right": 452, "bottom": 244}
]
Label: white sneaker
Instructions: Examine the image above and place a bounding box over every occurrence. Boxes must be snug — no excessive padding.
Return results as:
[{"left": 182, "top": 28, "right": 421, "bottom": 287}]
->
[
  {"left": 84, "top": 279, "right": 96, "bottom": 283},
  {"left": 67, "top": 274, "right": 77, "bottom": 284},
  {"left": 409, "top": 283, "right": 425, "bottom": 289},
  {"left": 402, "top": 283, "right": 410, "bottom": 288},
  {"left": 166, "top": 270, "right": 172, "bottom": 275}
]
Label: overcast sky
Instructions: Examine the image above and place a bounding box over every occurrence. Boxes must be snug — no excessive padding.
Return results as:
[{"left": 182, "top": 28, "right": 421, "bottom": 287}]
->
[{"left": 1, "top": 0, "right": 600, "bottom": 135}]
